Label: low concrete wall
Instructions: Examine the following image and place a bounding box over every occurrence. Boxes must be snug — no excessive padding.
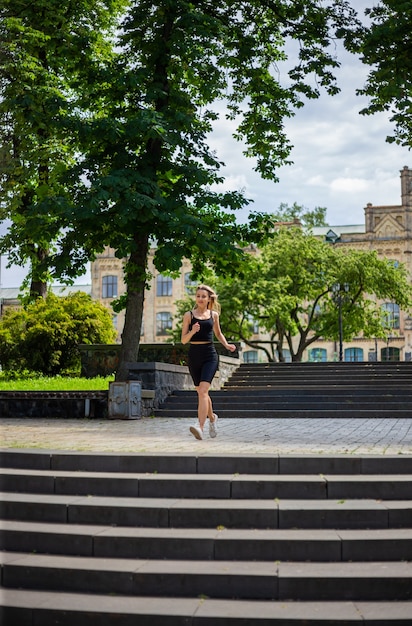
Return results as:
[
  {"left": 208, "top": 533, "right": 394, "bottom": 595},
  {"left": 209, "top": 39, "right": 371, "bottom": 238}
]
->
[
  {"left": 126, "top": 356, "right": 240, "bottom": 416},
  {"left": 78, "top": 343, "right": 241, "bottom": 378},
  {"left": 0, "top": 357, "right": 240, "bottom": 419},
  {"left": 0, "top": 390, "right": 108, "bottom": 419}
]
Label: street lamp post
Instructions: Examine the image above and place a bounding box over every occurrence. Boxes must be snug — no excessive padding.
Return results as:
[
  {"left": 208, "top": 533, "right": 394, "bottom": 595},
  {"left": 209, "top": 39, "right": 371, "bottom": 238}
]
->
[{"left": 332, "top": 283, "right": 350, "bottom": 362}]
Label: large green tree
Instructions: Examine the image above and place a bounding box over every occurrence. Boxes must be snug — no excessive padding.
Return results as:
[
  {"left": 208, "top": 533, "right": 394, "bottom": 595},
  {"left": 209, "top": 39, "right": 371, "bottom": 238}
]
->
[
  {"left": 0, "top": 0, "right": 126, "bottom": 296},
  {"left": 58, "top": 1, "right": 360, "bottom": 380},
  {"left": 1, "top": 1, "right": 362, "bottom": 380}
]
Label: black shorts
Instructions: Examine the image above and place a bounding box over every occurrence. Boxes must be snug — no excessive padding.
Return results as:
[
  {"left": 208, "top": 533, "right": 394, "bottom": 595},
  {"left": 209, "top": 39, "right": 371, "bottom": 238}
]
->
[{"left": 188, "top": 343, "right": 219, "bottom": 386}]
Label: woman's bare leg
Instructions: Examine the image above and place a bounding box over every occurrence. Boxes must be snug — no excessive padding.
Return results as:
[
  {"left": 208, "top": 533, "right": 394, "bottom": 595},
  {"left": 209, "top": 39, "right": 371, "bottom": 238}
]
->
[{"left": 196, "top": 381, "right": 211, "bottom": 430}]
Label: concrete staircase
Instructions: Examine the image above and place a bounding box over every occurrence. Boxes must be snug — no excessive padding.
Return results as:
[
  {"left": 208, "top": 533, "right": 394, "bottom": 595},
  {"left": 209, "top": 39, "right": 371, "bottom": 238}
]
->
[
  {"left": 155, "top": 362, "right": 412, "bottom": 419},
  {"left": 1, "top": 449, "right": 411, "bottom": 624}
]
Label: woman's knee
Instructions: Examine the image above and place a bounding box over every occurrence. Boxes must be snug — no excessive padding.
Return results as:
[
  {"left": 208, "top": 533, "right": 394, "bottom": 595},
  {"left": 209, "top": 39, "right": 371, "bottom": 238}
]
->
[{"left": 197, "top": 383, "right": 210, "bottom": 398}]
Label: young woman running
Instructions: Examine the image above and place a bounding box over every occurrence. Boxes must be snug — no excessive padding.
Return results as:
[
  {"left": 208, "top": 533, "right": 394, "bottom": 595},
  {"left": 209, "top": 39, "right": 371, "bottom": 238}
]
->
[{"left": 181, "top": 284, "right": 236, "bottom": 440}]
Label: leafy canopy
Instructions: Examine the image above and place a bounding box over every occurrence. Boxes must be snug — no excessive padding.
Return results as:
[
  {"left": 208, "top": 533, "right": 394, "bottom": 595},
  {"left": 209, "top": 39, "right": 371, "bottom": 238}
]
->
[{"left": 345, "top": 0, "right": 412, "bottom": 147}]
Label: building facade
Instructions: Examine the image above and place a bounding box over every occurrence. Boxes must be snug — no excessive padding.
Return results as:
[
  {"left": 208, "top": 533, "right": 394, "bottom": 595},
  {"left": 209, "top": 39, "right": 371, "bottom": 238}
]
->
[{"left": 307, "top": 165, "right": 412, "bottom": 363}]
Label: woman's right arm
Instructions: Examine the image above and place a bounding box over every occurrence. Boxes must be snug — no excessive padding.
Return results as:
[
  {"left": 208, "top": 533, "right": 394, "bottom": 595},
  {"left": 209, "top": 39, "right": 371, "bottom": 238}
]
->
[{"left": 181, "top": 311, "right": 198, "bottom": 344}]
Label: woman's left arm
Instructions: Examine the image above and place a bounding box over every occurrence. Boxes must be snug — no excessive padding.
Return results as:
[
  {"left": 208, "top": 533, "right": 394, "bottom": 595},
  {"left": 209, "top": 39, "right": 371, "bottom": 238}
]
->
[{"left": 213, "top": 311, "right": 237, "bottom": 352}]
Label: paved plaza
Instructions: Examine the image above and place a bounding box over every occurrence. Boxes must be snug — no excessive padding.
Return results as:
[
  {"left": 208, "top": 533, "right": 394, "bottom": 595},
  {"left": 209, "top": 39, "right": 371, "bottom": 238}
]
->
[{"left": 1, "top": 416, "right": 411, "bottom": 455}]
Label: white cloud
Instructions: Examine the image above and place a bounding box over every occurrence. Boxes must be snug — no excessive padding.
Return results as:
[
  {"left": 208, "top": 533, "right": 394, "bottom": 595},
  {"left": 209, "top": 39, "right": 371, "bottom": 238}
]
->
[{"left": 330, "top": 177, "right": 369, "bottom": 193}]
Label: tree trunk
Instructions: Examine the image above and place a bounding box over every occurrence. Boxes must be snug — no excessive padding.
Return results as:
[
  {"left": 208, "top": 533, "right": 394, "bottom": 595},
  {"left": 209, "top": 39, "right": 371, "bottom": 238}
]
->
[
  {"left": 115, "top": 233, "right": 150, "bottom": 382},
  {"left": 29, "top": 246, "right": 49, "bottom": 300}
]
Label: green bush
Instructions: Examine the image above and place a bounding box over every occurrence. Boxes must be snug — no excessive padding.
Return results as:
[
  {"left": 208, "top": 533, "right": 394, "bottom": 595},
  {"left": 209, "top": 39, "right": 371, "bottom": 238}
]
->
[{"left": 0, "top": 292, "right": 116, "bottom": 376}]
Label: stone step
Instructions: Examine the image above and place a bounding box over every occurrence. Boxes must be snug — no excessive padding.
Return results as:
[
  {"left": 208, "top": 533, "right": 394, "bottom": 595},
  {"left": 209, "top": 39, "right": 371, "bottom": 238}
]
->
[
  {"left": 223, "top": 379, "right": 412, "bottom": 388},
  {"left": 2, "top": 551, "right": 412, "bottom": 601},
  {"left": 159, "top": 400, "right": 409, "bottom": 409},
  {"left": 162, "top": 397, "right": 409, "bottom": 408},
  {"left": 167, "top": 391, "right": 411, "bottom": 401},
  {"left": 155, "top": 408, "right": 412, "bottom": 418},
  {"left": 3, "top": 589, "right": 412, "bottom": 625},
  {"left": 2, "top": 521, "right": 412, "bottom": 563},
  {"left": 1, "top": 492, "right": 410, "bottom": 529},
  {"left": 236, "top": 363, "right": 412, "bottom": 372},
  {"left": 226, "top": 371, "right": 412, "bottom": 379},
  {"left": 2, "top": 449, "right": 411, "bottom": 474},
  {"left": 2, "top": 468, "right": 411, "bottom": 500}
]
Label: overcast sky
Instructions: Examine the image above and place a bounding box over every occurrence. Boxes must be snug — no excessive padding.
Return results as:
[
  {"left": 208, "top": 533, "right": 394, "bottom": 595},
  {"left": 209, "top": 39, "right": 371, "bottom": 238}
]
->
[{"left": 1, "top": 1, "right": 410, "bottom": 288}]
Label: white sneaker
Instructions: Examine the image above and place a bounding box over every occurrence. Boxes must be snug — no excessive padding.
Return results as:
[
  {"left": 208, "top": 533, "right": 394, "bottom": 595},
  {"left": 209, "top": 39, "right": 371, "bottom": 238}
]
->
[
  {"left": 190, "top": 424, "right": 203, "bottom": 440},
  {"left": 209, "top": 413, "right": 218, "bottom": 438}
]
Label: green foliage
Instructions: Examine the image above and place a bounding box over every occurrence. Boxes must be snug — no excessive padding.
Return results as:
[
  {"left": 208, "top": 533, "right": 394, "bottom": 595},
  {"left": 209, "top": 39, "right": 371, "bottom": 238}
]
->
[
  {"left": 266, "top": 202, "right": 329, "bottom": 228},
  {"left": 0, "top": 1, "right": 362, "bottom": 378},
  {"left": 345, "top": 1, "right": 412, "bottom": 147},
  {"left": 0, "top": 292, "right": 117, "bottom": 375},
  {"left": 0, "top": 0, "right": 127, "bottom": 290},
  {"left": 171, "top": 228, "right": 412, "bottom": 361}
]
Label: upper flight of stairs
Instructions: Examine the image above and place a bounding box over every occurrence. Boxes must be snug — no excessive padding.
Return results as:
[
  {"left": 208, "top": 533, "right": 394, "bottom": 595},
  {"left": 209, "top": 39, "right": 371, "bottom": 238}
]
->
[
  {"left": 155, "top": 361, "right": 412, "bottom": 419},
  {"left": 1, "top": 449, "right": 411, "bottom": 624}
]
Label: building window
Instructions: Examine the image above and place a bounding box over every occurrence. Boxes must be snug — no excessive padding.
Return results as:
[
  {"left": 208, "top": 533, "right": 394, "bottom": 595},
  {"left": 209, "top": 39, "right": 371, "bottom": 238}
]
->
[
  {"left": 246, "top": 314, "right": 259, "bottom": 334},
  {"left": 381, "top": 347, "right": 400, "bottom": 362},
  {"left": 282, "top": 349, "right": 292, "bottom": 363},
  {"left": 184, "top": 272, "right": 196, "bottom": 294},
  {"left": 112, "top": 315, "right": 118, "bottom": 330},
  {"left": 102, "top": 275, "right": 118, "bottom": 298},
  {"left": 344, "top": 347, "right": 363, "bottom": 362},
  {"left": 157, "top": 275, "right": 173, "bottom": 297},
  {"left": 244, "top": 350, "right": 258, "bottom": 363},
  {"left": 156, "top": 312, "right": 173, "bottom": 335},
  {"left": 308, "top": 348, "right": 327, "bottom": 362},
  {"left": 381, "top": 302, "right": 400, "bottom": 329}
]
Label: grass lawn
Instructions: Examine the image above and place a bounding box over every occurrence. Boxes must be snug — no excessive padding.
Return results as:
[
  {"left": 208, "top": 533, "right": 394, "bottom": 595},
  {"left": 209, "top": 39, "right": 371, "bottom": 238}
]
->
[{"left": 0, "top": 375, "right": 114, "bottom": 391}]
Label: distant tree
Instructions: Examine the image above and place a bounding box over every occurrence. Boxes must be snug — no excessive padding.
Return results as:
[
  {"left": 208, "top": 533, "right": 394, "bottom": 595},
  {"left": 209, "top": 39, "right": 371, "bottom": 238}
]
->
[
  {"left": 257, "top": 228, "right": 412, "bottom": 361},
  {"left": 0, "top": 292, "right": 116, "bottom": 375},
  {"left": 268, "top": 202, "right": 328, "bottom": 229}
]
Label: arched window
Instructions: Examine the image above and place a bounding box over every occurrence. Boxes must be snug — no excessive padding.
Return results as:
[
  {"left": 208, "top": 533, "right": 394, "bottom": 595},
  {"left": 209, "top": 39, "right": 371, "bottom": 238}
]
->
[
  {"left": 156, "top": 312, "right": 173, "bottom": 335},
  {"left": 381, "top": 302, "right": 400, "bottom": 329},
  {"left": 308, "top": 348, "right": 327, "bottom": 362},
  {"left": 157, "top": 275, "right": 173, "bottom": 297},
  {"left": 102, "top": 275, "right": 118, "bottom": 298},
  {"left": 344, "top": 347, "right": 363, "bottom": 362}
]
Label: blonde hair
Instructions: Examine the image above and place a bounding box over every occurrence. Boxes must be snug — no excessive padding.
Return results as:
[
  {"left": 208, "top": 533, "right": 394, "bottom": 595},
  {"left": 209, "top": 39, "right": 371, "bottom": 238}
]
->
[{"left": 196, "top": 284, "right": 221, "bottom": 312}]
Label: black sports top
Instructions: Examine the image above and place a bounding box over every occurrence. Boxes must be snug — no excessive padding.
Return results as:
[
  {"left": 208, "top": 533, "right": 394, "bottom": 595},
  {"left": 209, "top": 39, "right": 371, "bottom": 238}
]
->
[{"left": 189, "top": 310, "right": 214, "bottom": 342}]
